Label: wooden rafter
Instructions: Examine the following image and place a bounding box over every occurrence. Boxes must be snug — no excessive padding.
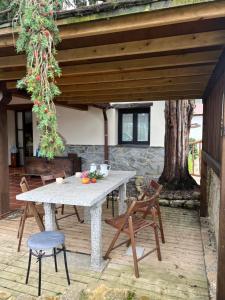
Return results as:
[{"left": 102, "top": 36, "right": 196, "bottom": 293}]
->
[
  {"left": 55, "top": 84, "right": 205, "bottom": 97},
  {"left": 57, "top": 91, "right": 202, "bottom": 103},
  {"left": 0, "top": 31, "right": 224, "bottom": 69},
  {"left": 6, "top": 75, "right": 210, "bottom": 91},
  {"left": 1, "top": 65, "right": 214, "bottom": 83}
]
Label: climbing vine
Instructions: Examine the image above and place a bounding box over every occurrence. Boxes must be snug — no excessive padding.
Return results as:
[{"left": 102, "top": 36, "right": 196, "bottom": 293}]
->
[{"left": 14, "top": 0, "right": 65, "bottom": 158}]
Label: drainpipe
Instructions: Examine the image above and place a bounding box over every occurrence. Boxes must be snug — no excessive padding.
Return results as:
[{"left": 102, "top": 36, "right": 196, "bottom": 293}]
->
[{"left": 102, "top": 108, "right": 109, "bottom": 164}]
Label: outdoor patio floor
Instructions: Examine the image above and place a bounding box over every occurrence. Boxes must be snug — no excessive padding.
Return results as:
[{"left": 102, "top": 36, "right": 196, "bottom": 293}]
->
[{"left": 0, "top": 203, "right": 209, "bottom": 299}]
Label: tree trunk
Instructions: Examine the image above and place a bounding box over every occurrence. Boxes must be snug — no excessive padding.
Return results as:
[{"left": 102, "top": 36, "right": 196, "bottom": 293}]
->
[{"left": 159, "top": 100, "right": 197, "bottom": 190}]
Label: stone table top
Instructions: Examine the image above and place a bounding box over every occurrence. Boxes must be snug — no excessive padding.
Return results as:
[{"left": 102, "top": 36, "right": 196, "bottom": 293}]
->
[{"left": 16, "top": 171, "right": 136, "bottom": 207}]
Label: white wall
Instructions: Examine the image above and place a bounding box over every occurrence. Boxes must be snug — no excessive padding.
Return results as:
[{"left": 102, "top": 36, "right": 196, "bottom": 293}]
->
[
  {"left": 32, "top": 101, "right": 165, "bottom": 152},
  {"left": 7, "top": 110, "right": 16, "bottom": 164},
  {"left": 150, "top": 101, "right": 165, "bottom": 147}
]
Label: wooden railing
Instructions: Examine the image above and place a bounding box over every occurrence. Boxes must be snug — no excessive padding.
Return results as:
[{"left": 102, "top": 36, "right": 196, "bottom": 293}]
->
[{"left": 189, "top": 140, "right": 202, "bottom": 177}]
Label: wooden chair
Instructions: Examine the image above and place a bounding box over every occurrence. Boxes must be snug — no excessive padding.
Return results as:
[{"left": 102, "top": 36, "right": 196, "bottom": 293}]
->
[
  {"left": 17, "top": 177, "right": 45, "bottom": 252},
  {"left": 41, "top": 172, "right": 83, "bottom": 224},
  {"left": 104, "top": 191, "right": 162, "bottom": 278},
  {"left": 136, "top": 180, "right": 165, "bottom": 244}
]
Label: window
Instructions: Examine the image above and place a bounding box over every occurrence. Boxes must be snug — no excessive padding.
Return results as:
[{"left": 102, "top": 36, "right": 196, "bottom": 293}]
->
[{"left": 118, "top": 108, "right": 150, "bottom": 145}]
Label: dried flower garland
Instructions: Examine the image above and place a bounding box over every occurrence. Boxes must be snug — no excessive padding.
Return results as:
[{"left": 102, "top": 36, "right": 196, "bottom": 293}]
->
[{"left": 14, "top": 0, "right": 65, "bottom": 159}]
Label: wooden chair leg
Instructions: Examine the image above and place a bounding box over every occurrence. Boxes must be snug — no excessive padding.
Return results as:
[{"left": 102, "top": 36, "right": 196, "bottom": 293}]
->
[
  {"left": 55, "top": 216, "right": 60, "bottom": 230},
  {"left": 153, "top": 225, "right": 162, "bottom": 261},
  {"left": 156, "top": 203, "right": 165, "bottom": 243},
  {"left": 17, "top": 212, "right": 27, "bottom": 252},
  {"left": 61, "top": 205, "right": 64, "bottom": 215},
  {"left": 73, "top": 206, "right": 84, "bottom": 223},
  {"left": 128, "top": 217, "right": 139, "bottom": 278},
  {"left": 17, "top": 215, "right": 23, "bottom": 239},
  {"left": 29, "top": 204, "right": 45, "bottom": 232},
  {"left": 104, "top": 229, "right": 122, "bottom": 260}
]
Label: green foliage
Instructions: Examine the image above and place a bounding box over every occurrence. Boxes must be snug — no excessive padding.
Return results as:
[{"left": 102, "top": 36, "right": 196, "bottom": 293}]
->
[
  {"left": 189, "top": 138, "right": 199, "bottom": 160},
  {"left": 13, "top": 0, "right": 66, "bottom": 159}
]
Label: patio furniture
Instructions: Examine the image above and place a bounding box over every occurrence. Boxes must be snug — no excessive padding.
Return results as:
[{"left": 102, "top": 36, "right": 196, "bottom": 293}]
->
[
  {"left": 25, "top": 231, "right": 70, "bottom": 296},
  {"left": 16, "top": 171, "right": 136, "bottom": 271},
  {"left": 41, "top": 171, "right": 83, "bottom": 224},
  {"left": 136, "top": 180, "right": 165, "bottom": 244},
  {"left": 104, "top": 192, "right": 162, "bottom": 278},
  {"left": 17, "top": 177, "right": 45, "bottom": 252},
  {"left": 24, "top": 153, "right": 81, "bottom": 177},
  {"left": 106, "top": 190, "right": 118, "bottom": 217}
]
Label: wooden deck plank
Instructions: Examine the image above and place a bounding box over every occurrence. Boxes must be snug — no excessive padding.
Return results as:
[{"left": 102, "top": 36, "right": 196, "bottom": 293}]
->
[{"left": 0, "top": 205, "right": 209, "bottom": 299}]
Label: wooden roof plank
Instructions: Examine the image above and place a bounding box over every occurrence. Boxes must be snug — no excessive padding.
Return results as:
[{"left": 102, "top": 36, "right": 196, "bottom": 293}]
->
[
  {"left": 7, "top": 74, "right": 210, "bottom": 91},
  {"left": 0, "top": 31, "right": 224, "bottom": 68}
]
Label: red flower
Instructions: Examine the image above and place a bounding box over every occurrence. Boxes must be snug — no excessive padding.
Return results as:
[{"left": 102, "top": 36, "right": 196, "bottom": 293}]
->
[
  {"left": 34, "top": 100, "right": 40, "bottom": 106},
  {"left": 44, "top": 30, "right": 50, "bottom": 37},
  {"left": 36, "top": 75, "right": 41, "bottom": 81}
]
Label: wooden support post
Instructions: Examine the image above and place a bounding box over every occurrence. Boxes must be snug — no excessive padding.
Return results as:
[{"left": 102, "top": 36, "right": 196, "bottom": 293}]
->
[
  {"left": 216, "top": 93, "right": 225, "bottom": 300},
  {"left": 0, "top": 84, "right": 11, "bottom": 216},
  {"left": 200, "top": 99, "right": 208, "bottom": 217},
  {"left": 103, "top": 109, "right": 109, "bottom": 164},
  {"left": 200, "top": 159, "right": 208, "bottom": 217}
]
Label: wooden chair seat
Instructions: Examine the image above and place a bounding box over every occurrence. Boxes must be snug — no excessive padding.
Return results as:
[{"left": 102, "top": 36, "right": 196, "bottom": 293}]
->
[{"left": 105, "top": 214, "right": 154, "bottom": 234}]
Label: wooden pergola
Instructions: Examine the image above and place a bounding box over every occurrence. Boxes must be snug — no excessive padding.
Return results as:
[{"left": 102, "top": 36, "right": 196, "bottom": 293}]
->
[{"left": 0, "top": 0, "right": 225, "bottom": 298}]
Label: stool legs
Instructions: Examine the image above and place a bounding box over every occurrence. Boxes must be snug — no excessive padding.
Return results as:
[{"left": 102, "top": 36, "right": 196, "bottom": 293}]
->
[
  {"left": 38, "top": 253, "right": 42, "bottom": 296},
  {"left": 62, "top": 245, "right": 70, "bottom": 285},
  {"left": 25, "top": 249, "right": 32, "bottom": 284},
  {"left": 53, "top": 248, "right": 58, "bottom": 272}
]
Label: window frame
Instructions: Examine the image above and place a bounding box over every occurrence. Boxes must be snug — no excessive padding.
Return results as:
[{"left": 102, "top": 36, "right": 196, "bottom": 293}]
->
[{"left": 118, "top": 107, "right": 150, "bottom": 145}]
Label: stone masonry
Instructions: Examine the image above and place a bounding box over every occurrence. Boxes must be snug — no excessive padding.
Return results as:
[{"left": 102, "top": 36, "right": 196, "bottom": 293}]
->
[{"left": 66, "top": 145, "right": 164, "bottom": 177}]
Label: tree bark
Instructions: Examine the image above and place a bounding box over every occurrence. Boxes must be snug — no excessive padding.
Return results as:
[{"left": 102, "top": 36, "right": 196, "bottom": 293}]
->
[{"left": 159, "top": 100, "right": 197, "bottom": 190}]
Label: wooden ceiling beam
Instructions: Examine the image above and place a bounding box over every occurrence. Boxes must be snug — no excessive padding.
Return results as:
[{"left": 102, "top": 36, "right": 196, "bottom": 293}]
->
[
  {"left": 7, "top": 74, "right": 210, "bottom": 92},
  {"left": 0, "top": 31, "right": 224, "bottom": 69},
  {"left": 1, "top": 1, "right": 225, "bottom": 46},
  {"left": 58, "top": 83, "right": 205, "bottom": 97},
  {"left": 57, "top": 90, "right": 202, "bottom": 103},
  {"left": 54, "top": 101, "right": 88, "bottom": 111},
  {"left": 2, "top": 65, "right": 213, "bottom": 83}
]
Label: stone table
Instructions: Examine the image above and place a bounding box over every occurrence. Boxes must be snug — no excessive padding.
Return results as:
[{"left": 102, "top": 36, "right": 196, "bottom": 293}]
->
[{"left": 16, "top": 170, "right": 136, "bottom": 271}]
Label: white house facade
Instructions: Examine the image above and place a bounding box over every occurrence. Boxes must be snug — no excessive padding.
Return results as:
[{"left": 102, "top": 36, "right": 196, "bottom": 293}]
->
[{"left": 7, "top": 98, "right": 165, "bottom": 178}]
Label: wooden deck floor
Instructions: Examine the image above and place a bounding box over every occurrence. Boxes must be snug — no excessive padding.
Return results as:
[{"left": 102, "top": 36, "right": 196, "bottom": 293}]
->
[{"left": 0, "top": 205, "right": 209, "bottom": 299}]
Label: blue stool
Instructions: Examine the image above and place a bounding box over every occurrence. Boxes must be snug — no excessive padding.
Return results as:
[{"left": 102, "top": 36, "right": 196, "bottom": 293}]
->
[{"left": 26, "top": 231, "right": 70, "bottom": 296}]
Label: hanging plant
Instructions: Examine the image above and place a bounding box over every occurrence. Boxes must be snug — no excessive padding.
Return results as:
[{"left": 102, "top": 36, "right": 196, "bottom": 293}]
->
[{"left": 13, "top": 0, "right": 65, "bottom": 159}]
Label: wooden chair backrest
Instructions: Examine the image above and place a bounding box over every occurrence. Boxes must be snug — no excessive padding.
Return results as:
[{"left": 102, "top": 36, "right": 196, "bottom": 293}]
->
[
  {"left": 20, "top": 177, "right": 37, "bottom": 216},
  {"left": 41, "top": 171, "right": 66, "bottom": 186},
  {"left": 20, "top": 177, "right": 30, "bottom": 193},
  {"left": 133, "top": 186, "right": 162, "bottom": 212},
  {"left": 41, "top": 174, "right": 55, "bottom": 186},
  {"left": 149, "top": 180, "right": 161, "bottom": 191},
  {"left": 53, "top": 171, "right": 66, "bottom": 179},
  {"left": 126, "top": 180, "right": 162, "bottom": 217}
]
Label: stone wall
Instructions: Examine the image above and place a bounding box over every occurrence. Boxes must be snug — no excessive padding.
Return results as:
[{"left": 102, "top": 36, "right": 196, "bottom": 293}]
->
[
  {"left": 207, "top": 167, "right": 221, "bottom": 246},
  {"left": 66, "top": 145, "right": 164, "bottom": 177}
]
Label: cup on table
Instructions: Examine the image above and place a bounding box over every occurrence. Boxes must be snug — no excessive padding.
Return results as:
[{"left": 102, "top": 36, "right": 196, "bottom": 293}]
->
[
  {"left": 56, "top": 177, "right": 64, "bottom": 184},
  {"left": 75, "top": 172, "right": 82, "bottom": 178}
]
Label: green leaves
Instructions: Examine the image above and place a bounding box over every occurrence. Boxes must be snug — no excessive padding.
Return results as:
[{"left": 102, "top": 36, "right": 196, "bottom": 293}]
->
[{"left": 15, "top": 0, "right": 65, "bottom": 159}]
